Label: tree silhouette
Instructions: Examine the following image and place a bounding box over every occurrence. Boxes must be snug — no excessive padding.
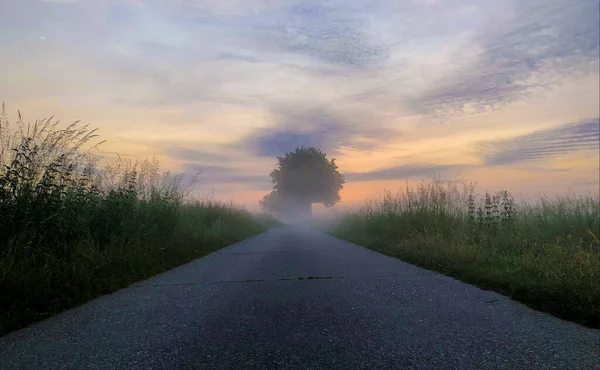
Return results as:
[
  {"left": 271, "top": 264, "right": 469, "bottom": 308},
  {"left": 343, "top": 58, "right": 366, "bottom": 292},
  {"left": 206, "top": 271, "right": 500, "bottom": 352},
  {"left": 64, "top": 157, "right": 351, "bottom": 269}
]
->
[
  {"left": 260, "top": 146, "right": 345, "bottom": 219},
  {"left": 259, "top": 191, "right": 284, "bottom": 214}
]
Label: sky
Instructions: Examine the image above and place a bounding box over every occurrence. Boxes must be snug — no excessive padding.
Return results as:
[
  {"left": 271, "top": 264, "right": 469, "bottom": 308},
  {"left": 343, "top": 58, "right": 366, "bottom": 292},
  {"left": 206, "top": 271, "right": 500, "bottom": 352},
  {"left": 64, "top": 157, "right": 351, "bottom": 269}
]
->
[{"left": 1, "top": 0, "right": 599, "bottom": 211}]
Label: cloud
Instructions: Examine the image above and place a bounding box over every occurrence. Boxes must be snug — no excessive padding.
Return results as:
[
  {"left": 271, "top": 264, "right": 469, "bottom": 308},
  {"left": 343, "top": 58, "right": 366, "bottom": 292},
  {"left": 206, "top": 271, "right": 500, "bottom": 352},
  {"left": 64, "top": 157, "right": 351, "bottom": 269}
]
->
[
  {"left": 215, "top": 51, "right": 263, "bottom": 64},
  {"left": 165, "top": 145, "right": 237, "bottom": 164},
  {"left": 240, "top": 105, "right": 395, "bottom": 157},
  {"left": 247, "top": 130, "right": 329, "bottom": 157},
  {"left": 37, "top": 0, "right": 78, "bottom": 3},
  {"left": 5, "top": 0, "right": 597, "bottom": 112},
  {"left": 251, "top": 1, "right": 389, "bottom": 69},
  {"left": 77, "top": 0, "right": 393, "bottom": 109},
  {"left": 164, "top": 143, "right": 276, "bottom": 190},
  {"left": 410, "top": 0, "right": 600, "bottom": 114},
  {"left": 2, "top": 0, "right": 599, "bottom": 205},
  {"left": 576, "top": 179, "right": 600, "bottom": 188},
  {"left": 181, "top": 163, "right": 273, "bottom": 190},
  {"left": 479, "top": 118, "right": 600, "bottom": 166},
  {"left": 344, "top": 164, "right": 471, "bottom": 182}
]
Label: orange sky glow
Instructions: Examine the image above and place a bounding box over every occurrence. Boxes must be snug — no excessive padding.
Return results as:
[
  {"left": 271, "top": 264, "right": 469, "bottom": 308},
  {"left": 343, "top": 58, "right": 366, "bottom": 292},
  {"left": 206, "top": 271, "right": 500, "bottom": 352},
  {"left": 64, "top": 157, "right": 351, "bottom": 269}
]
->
[{"left": 1, "top": 0, "right": 598, "bottom": 211}]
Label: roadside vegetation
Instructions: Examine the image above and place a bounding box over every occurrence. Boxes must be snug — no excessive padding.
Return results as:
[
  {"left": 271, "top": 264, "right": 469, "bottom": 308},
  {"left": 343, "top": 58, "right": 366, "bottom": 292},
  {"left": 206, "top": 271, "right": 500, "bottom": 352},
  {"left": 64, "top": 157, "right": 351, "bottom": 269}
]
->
[
  {"left": 323, "top": 180, "right": 600, "bottom": 328},
  {"left": 0, "top": 106, "right": 279, "bottom": 336}
]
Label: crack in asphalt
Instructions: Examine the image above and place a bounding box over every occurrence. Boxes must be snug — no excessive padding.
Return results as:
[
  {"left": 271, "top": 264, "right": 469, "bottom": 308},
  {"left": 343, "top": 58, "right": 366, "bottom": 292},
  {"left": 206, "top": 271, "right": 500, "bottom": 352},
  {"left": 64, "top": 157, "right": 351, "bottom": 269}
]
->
[
  {"left": 136, "top": 276, "right": 349, "bottom": 287},
  {"left": 229, "top": 249, "right": 357, "bottom": 255},
  {"left": 129, "top": 271, "right": 444, "bottom": 289}
]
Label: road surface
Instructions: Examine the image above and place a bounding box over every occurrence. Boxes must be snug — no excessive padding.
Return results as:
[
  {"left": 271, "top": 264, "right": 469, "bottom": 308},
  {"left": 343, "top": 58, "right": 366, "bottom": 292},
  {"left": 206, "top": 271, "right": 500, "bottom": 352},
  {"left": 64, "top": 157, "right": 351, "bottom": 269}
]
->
[{"left": 0, "top": 225, "right": 598, "bottom": 369}]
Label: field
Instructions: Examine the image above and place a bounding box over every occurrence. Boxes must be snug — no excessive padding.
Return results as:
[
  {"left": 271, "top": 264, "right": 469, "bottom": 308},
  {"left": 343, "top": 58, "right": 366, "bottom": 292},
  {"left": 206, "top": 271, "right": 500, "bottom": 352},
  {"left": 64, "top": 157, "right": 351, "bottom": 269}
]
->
[
  {"left": 321, "top": 180, "right": 600, "bottom": 328},
  {"left": 0, "top": 107, "right": 279, "bottom": 336}
]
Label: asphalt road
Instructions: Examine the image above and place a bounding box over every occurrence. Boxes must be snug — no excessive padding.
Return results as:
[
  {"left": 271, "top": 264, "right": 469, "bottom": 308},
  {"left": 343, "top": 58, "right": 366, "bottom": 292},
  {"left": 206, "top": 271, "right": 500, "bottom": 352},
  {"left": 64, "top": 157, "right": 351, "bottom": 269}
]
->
[{"left": 1, "top": 225, "right": 598, "bottom": 369}]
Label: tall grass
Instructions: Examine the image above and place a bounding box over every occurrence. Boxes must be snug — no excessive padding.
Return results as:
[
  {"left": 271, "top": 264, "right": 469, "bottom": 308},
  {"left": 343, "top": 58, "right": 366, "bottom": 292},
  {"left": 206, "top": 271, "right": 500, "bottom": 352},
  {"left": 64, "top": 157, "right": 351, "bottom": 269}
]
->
[
  {"left": 0, "top": 105, "right": 278, "bottom": 336},
  {"left": 324, "top": 180, "right": 600, "bottom": 328}
]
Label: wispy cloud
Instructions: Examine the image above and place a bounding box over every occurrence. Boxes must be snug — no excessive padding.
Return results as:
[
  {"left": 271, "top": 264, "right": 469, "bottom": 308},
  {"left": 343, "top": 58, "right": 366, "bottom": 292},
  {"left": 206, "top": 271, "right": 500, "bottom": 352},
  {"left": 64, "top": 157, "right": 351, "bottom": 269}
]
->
[
  {"left": 410, "top": 0, "right": 600, "bottom": 115},
  {"left": 165, "top": 145, "right": 237, "bottom": 165},
  {"left": 37, "top": 0, "right": 78, "bottom": 3},
  {"left": 2, "top": 0, "right": 599, "bottom": 205},
  {"left": 479, "top": 118, "right": 600, "bottom": 166},
  {"left": 250, "top": 1, "right": 390, "bottom": 69},
  {"left": 181, "top": 163, "right": 272, "bottom": 190},
  {"left": 5, "top": 0, "right": 597, "bottom": 114},
  {"left": 345, "top": 164, "right": 471, "bottom": 182}
]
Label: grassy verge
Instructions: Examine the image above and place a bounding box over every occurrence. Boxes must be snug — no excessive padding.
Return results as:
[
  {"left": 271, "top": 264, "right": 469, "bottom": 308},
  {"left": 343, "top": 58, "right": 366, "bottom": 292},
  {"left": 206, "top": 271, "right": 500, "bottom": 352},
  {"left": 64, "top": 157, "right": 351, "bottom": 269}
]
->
[
  {"left": 321, "top": 180, "right": 600, "bottom": 328},
  {"left": 0, "top": 107, "right": 279, "bottom": 336}
]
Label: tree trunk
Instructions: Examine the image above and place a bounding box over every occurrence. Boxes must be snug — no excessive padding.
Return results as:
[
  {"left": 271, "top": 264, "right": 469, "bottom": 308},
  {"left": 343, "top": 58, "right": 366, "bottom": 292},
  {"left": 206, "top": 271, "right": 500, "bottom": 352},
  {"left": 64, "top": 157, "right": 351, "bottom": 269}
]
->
[
  {"left": 302, "top": 200, "right": 312, "bottom": 220},
  {"left": 276, "top": 194, "right": 312, "bottom": 223}
]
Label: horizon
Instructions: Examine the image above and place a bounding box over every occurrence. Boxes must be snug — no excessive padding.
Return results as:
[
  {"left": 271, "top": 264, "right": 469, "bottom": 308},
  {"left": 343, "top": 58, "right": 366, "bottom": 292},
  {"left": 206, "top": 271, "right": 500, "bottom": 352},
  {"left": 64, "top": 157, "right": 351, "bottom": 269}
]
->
[{"left": 1, "top": 0, "right": 599, "bottom": 212}]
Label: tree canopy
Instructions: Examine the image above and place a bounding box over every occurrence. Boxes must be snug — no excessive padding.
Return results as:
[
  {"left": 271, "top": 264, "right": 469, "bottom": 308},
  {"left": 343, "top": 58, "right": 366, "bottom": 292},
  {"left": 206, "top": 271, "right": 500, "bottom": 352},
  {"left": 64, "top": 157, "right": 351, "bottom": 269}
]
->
[
  {"left": 260, "top": 146, "right": 345, "bottom": 213},
  {"left": 258, "top": 191, "right": 284, "bottom": 214}
]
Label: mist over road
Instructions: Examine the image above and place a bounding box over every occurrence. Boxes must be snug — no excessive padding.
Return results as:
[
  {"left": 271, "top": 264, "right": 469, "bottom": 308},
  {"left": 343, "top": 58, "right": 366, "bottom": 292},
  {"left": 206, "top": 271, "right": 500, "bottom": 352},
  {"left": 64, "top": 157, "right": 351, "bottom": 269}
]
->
[{"left": 1, "top": 225, "right": 598, "bottom": 369}]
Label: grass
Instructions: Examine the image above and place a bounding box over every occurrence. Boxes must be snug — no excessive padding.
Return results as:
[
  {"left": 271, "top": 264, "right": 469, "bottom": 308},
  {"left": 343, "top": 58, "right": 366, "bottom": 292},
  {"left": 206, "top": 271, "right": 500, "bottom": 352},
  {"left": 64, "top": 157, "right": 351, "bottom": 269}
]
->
[
  {"left": 321, "top": 180, "right": 600, "bottom": 328},
  {"left": 0, "top": 105, "right": 279, "bottom": 336}
]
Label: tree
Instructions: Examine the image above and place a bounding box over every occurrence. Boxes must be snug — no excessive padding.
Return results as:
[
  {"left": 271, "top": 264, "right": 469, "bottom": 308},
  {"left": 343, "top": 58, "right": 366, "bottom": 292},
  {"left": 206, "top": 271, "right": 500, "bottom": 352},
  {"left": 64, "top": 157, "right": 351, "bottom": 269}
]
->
[
  {"left": 259, "top": 191, "right": 284, "bottom": 214},
  {"left": 260, "top": 146, "right": 345, "bottom": 219}
]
